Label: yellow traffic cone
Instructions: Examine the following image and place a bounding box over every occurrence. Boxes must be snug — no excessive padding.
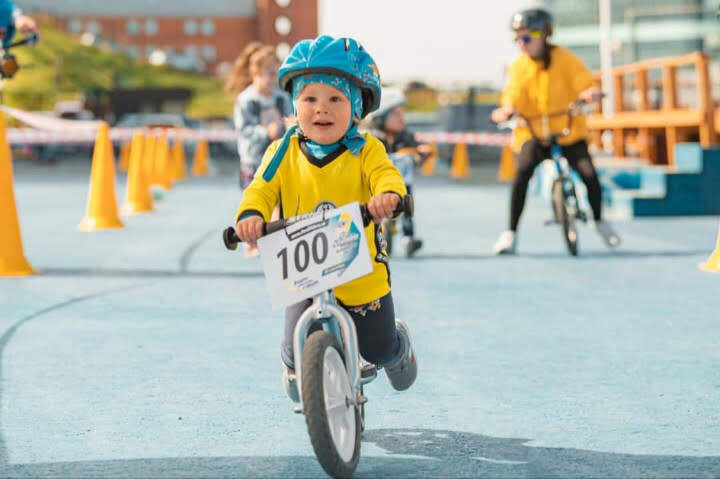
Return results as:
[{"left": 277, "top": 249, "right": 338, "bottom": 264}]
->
[
  {"left": 78, "top": 123, "right": 124, "bottom": 231},
  {"left": 699, "top": 225, "right": 720, "bottom": 273},
  {"left": 171, "top": 133, "right": 188, "bottom": 182},
  {"left": 0, "top": 110, "right": 36, "bottom": 276},
  {"left": 192, "top": 140, "right": 210, "bottom": 176},
  {"left": 121, "top": 132, "right": 154, "bottom": 215},
  {"left": 497, "top": 146, "right": 517, "bottom": 182},
  {"left": 118, "top": 141, "right": 131, "bottom": 172},
  {"left": 449, "top": 142, "right": 471, "bottom": 179},
  {"left": 144, "top": 133, "right": 156, "bottom": 187},
  {"left": 420, "top": 142, "right": 438, "bottom": 176},
  {"left": 152, "top": 133, "right": 173, "bottom": 190}
]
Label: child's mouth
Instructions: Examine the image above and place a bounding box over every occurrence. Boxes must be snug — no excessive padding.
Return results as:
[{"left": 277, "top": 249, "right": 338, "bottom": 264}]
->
[{"left": 314, "top": 121, "right": 333, "bottom": 128}]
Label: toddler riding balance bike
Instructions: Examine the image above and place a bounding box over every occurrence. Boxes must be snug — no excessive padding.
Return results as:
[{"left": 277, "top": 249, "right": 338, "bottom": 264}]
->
[{"left": 224, "top": 195, "right": 413, "bottom": 478}]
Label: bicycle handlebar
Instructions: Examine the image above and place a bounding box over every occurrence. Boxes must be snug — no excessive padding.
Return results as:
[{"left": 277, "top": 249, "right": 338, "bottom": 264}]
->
[
  {"left": 5, "top": 33, "right": 39, "bottom": 50},
  {"left": 496, "top": 100, "right": 598, "bottom": 141},
  {"left": 223, "top": 195, "right": 414, "bottom": 251}
]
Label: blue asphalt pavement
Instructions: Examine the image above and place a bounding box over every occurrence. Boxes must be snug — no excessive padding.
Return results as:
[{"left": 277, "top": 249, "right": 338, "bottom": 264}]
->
[{"left": 1, "top": 162, "right": 719, "bottom": 478}]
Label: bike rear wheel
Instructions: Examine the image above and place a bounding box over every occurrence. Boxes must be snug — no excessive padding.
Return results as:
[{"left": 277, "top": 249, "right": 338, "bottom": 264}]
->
[
  {"left": 552, "top": 179, "right": 578, "bottom": 256},
  {"left": 302, "top": 331, "right": 361, "bottom": 478}
]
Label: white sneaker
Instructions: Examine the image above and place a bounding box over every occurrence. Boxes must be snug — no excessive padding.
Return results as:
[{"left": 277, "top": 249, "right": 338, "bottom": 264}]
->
[
  {"left": 594, "top": 220, "right": 621, "bottom": 248},
  {"left": 492, "top": 230, "right": 517, "bottom": 255}
]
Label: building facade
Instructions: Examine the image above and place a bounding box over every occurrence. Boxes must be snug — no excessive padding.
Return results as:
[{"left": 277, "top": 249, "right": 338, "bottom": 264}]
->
[
  {"left": 20, "top": 0, "right": 318, "bottom": 74},
  {"left": 539, "top": 0, "right": 718, "bottom": 70}
]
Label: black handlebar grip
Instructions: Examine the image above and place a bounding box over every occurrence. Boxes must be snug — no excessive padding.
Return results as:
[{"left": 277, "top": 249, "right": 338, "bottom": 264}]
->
[
  {"left": 223, "top": 227, "right": 240, "bottom": 250},
  {"left": 264, "top": 219, "right": 287, "bottom": 235}
]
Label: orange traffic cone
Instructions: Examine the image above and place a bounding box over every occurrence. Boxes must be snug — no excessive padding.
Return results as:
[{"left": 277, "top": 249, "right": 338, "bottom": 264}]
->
[
  {"left": 449, "top": 143, "right": 471, "bottom": 179},
  {"left": 420, "top": 142, "right": 438, "bottom": 176},
  {"left": 78, "top": 123, "right": 124, "bottom": 231},
  {"left": 152, "top": 133, "right": 173, "bottom": 190},
  {"left": 143, "top": 133, "right": 156, "bottom": 187},
  {"left": 121, "top": 132, "right": 154, "bottom": 215},
  {"left": 192, "top": 140, "right": 210, "bottom": 176},
  {"left": 171, "top": 133, "right": 188, "bottom": 182},
  {"left": 699, "top": 225, "right": 720, "bottom": 273},
  {"left": 497, "top": 146, "right": 517, "bottom": 182},
  {"left": 0, "top": 110, "right": 36, "bottom": 276},
  {"left": 118, "top": 141, "right": 131, "bottom": 172}
]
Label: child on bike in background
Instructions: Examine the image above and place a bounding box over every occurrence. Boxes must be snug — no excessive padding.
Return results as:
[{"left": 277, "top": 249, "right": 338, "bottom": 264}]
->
[
  {"left": 367, "top": 88, "right": 430, "bottom": 257},
  {"left": 0, "top": 1, "right": 38, "bottom": 47},
  {"left": 226, "top": 42, "right": 293, "bottom": 257},
  {"left": 233, "top": 35, "right": 418, "bottom": 401},
  {"left": 490, "top": 8, "right": 620, "bottom": 255}
]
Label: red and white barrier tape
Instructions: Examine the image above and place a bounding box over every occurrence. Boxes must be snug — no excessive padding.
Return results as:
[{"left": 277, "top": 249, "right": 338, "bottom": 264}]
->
[{"left": 415, "top": 131, "right": 510, "bottom": 146}]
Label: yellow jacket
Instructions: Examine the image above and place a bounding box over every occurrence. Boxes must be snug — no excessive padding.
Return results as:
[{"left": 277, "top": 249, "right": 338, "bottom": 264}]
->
[
  {"left": 501, "top": 45, "right": 594, "bottom": 152},
  {"left": 236, "top": 133, "right": 407, "bottom": 306}
]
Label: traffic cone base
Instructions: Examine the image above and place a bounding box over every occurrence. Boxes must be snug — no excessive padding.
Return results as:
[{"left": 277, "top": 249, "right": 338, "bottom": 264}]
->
[
  {"left": 699, "top": 227, "right": 720, "bottom": 273},
  {"left": 78, "top": 216, "right": 124, "bottom": 231},
  {"left": 497, "top": 145, "right": 517, "bottom": 182}
]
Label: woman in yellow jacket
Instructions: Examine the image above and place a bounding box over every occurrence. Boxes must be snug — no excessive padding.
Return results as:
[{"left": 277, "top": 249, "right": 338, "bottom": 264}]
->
[{"left": 491, "top": 8, "right": 621, "bottom": 254}]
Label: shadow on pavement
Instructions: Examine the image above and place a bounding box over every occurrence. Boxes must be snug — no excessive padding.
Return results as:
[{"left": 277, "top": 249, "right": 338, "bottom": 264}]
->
[{"left": 2, "top": 428, "right": 718, "bottom": 478}]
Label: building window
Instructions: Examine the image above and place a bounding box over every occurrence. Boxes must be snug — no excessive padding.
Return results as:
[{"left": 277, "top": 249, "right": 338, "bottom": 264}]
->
[
  {"left": 201, "top": 19, "right": 215, "bottom": 36},
  {"left": 86, "top": 20, "right": 101, "bottom": 35},
  {"left": 275, "top": 0, "right": 292, "bottom": 7},
  {"left": 202, "top": 45, "right": 217, "bottom": 61},
  {"left": 126, "top": 20, "right": 140, "bottom": 36},
  {"left": 276, "top": 42, "right": 291, "bottom": 60},
  {"left": 184, "top": 19, "right": 198, "bottom": 36},
  {"left": 185, "top": 45, "right": 198, "bottom": 57},
  {"left": 274, "top": 16, "right": 292, "bottom": 36},
  {"left": 69, "top": 19, "right": 82, "bottom": 33},
  {"left": 145, "top": 19, "right": 158, "bottom": 35}
]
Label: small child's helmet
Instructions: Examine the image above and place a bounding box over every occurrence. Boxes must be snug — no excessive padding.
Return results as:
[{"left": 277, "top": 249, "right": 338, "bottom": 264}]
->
[
  {"left": 278, "top": 35, "right": 381, "bottom": 118},
  {"left": 368, "top": 87, "right": 406, "bottom": 130}
]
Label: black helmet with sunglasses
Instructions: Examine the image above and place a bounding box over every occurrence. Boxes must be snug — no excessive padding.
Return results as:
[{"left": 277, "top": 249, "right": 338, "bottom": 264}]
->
[{"left": 510, "top": 8, "right": 554, "bottom": 35}]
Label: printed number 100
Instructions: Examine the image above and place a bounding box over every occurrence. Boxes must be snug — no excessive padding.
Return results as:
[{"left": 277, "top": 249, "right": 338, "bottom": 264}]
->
[{"left": 276, "top": 232, "right": 329, "bottom": 280}]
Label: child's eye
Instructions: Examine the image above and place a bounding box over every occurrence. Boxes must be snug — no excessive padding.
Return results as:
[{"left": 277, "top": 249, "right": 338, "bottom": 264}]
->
[
  {"left": 330, "top": 96, "right": 343, "bottom": 103},
  {"left": 303, "top": 96, "right": 316, "bottom": 102}
]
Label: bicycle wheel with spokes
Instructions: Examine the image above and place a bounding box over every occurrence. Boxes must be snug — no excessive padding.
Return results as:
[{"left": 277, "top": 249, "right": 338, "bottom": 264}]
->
[
  {"left": 552, "top": 179, "right": 578, "bottom": 256},
  {"left": 302, "top": 331, "right": 361, "bottom": 478}
]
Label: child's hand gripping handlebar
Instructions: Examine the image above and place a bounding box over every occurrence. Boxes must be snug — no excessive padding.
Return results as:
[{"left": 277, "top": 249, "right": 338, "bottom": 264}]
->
[{"left": 223, "top": 195, "right": 414, "bottom": 251}]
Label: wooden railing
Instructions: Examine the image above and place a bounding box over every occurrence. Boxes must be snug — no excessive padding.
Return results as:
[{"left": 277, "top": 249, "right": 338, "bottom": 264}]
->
[{"left": 587, "top": 52, "right": 716, "bottom": 166}]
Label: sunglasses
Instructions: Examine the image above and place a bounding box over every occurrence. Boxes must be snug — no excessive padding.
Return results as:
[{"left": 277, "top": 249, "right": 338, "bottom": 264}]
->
[{"left": 515, "top": 30, "right": 542, "bottom": 44}]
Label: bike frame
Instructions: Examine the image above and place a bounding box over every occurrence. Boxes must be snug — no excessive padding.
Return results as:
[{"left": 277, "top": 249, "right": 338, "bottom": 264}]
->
[
  {"left": 291, "top": 290, "right": 372, "bottom": 413},
  {"left": 549, "top": 143, "right": 581, "bottom": 208}
]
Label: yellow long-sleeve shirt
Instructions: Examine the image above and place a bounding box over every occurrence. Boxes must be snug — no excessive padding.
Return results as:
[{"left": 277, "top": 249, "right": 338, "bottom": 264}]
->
[
  {"left": 236, "top": 133, "right": 407, "bottom": 306},
  {"left": 501, "top": 45, "right": 595, "bottom": 153}
]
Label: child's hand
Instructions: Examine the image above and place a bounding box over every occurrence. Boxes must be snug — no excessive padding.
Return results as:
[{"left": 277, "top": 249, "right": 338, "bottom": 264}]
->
[
  {"left": 235, "top": 216, "right": 265, "bottom": 243},
  {"left": 368, "top": 192, "right": 401, "bottom": 224}
]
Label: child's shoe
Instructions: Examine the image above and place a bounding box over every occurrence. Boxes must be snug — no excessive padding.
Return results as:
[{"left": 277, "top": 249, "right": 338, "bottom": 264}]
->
[
  {"left": 401, "top": 236, "right": 423, "bottom": 257},
  {"left": 384, "top": 320, "right": 417, "bottom": 391},
  {"left": 282, "top": 363, "right": 300, "bottom": 403}
]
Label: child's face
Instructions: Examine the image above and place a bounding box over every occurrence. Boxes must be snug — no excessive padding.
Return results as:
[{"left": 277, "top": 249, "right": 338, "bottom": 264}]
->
[
  {"left": 252, "top": 60, "right": 279, "bottom": 94},
  {"left": 384, "top": 106, "right": 405, "bottom": 134},
  {"left": 295, "top": 82, "right": 352, "bottom": 145}
]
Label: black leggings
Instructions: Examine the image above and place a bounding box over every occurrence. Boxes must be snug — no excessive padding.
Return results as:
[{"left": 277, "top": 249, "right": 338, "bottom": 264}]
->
[
  {"left": 281, "top": 293, "right": 400, "bottom": 369},
  {"left": 401, "top": 185, "right": 415, "bottom": 237},
  {"left": 510, "top": 139, "right": 602, "bottom": 231}
]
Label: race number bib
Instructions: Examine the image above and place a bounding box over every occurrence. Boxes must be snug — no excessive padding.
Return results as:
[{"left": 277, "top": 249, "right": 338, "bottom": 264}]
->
[{"left": 257, "top": 202, "right": 373, "bottom": 309}]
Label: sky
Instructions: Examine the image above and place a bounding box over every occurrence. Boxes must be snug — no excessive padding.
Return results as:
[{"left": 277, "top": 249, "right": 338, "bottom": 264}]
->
[{"left": 318, "top": 0, "right": 536, "bottom": 88}]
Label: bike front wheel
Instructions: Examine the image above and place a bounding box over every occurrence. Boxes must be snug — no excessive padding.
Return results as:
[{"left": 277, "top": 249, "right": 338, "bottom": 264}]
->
[
  {"left": 552, "top": 179, "right": 578, "bottom": 256},
  {"left": 302, "top": 331, "right": 361, "bottom": 478}
]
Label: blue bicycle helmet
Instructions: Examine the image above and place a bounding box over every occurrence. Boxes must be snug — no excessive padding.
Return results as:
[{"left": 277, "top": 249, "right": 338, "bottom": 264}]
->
[
  {"left": 0, "top": 0, "right": 16, "bottom": 48},
  {"left": 278, "top": 35, "right": 381, "bottom": 118}
]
